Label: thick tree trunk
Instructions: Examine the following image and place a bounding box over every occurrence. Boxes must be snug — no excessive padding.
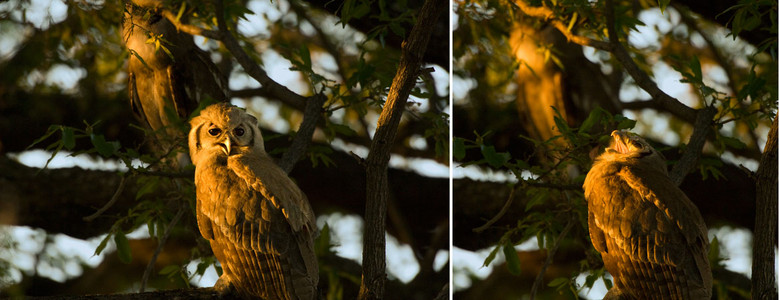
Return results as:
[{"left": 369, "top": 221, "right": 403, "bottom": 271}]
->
[{"left": 752, "top": 114, "right": 778, "bottom": 299}]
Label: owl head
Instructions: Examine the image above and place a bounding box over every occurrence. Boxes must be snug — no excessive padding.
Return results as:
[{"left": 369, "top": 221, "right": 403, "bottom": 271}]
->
[
  {"left": 188, "top": 103, "right": 265, "bottom": 166},
  {"left": 599, "top": 130, "right": 667, "bottom": 174}
]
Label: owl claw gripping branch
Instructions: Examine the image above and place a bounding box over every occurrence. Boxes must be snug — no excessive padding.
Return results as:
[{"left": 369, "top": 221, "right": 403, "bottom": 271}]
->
[
  {"left": 189, "top": 103, "right": 319, "bottom": 300},
  {"left": 583, "top": 130, "right": 712, "bottom": 300}
]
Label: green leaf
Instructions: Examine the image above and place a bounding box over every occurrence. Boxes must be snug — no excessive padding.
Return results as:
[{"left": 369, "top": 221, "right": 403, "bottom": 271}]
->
[
  {"left": 525, "top": 191, "right": 547, "bottom": 211},
  {"left": 547, "top": 277, "right": 568, "bottom": 287},
  {"left": 28, "top": 125, "right": 60, "bottom": 149},
  {"left": 502, "top": 244, "right": 521, "bottom": 276},
  {"left": 136, "top": 178, "right": 159, "bottom": 200},
  {"left": 616, "top": 118, "right": 637, "bottom": 130},
  {"left": 453, "top": 137, "right": 466, "bottom": 161},
  {"left": 658, "top": 0, "right": 671, "bottom": 13},
  {"left": 482, "top": 245, "right": 501, "bottom": 267},
  {"left": 114, "top": 231, "right": 132, "bottom": 264},
  {"left": 551, "top": 106, "right": 569, "bottom": 134},
  {"left": 315, "top": 223, "right": 333, "bottom": 256},
  {"left": 690, "top": 56, "right": 702, "bottom": 83},
  {"left": 91, "top": 134, "right": 119, "bottom": 157},
  {"left": 62, "top": 127, "right": 76, "bottom": 150},
  {"left": 352, "top": 2, "right": 370, "bottom": 19},
  {"left": 578, "top": 108, "right": 603, "bottom": 134},
  {"left": 94, "top": 234, "right": 111, "bottom": 256},
  {"left": 159, "top": 265, "right": 179, "bottom": 275},
  {"left": 481, "top": 145, "right": 510, "bottom": 168},
  {"left": 604, "top": 277, "right": 613, "bottom": 289},
  {"left": 721, "top": 136, "right": 747, "bottom": 149}
]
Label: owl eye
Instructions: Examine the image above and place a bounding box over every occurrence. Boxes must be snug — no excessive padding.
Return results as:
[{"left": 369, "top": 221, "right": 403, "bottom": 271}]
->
[
  {"left": 630, "top": 140, "right": 643, "bottom": 148},
  {"left": 234, "top": 127, "right": 245, "bottom": 136},
  {"left": 208, "top": 128, "right": 222, "bottom": 136}
]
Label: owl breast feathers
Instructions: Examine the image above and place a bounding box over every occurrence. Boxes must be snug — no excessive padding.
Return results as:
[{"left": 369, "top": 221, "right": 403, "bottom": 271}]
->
[
  {"left": 583, "top": 131, "right": 712, "bottom": 300},
  {"left": 189, "top": 103, "right": 318, "bottom": 300}
]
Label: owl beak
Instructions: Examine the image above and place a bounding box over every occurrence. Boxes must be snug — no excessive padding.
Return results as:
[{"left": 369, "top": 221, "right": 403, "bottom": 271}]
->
[
  {"left": 220, "top": 137, "right": 231, "bottom": 156},
  {"left": 610, "top": 130, "right": 630, "bottom": 154}
]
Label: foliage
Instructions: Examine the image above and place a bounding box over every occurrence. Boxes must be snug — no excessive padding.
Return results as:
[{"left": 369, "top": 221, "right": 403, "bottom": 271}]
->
[
  {"left": 456, "top": 107, "right": 638, "bottom": 295},
  {"left": 1, "top": 0, "right": 448, "bottom": 297},
  {"left": 454, "top": 0, "right": 775, "bottom": 298}
]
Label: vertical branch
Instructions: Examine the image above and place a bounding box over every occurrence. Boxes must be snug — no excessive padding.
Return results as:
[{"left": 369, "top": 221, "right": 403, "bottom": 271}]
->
[
  {"left": 279, "top": 93, "right": 327, "bottom": 174},
  {"left": 359, "top": 0, "right": 445, "bottom": 299},
  {"left": 752, "top": 113, "right": 778, "bottom": 299}
]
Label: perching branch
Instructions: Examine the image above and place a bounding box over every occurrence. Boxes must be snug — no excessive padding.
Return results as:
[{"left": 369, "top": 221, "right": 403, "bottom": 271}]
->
[{"left": 359, "top": 0, "right": 445, "bottom": 298}]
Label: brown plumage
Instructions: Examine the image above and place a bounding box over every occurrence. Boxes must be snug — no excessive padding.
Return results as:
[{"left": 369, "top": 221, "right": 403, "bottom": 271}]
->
[
  {"left": 123, "top": 1, "right": 228, "bottom": 141},
  {"left": 583, "top": 131, "right": 712, "bottom": 300},
  {"left": 189, "top": 103, "right": 318, "bottom": 299}
]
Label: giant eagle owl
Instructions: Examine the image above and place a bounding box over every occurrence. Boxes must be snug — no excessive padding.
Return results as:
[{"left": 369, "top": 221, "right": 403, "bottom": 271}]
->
[
  {"left": 583, "top": 130, "right": 712, "bottom": 300},
  {"left": 123, "top": 1, "right": 228, "bottom": 147},
  {"left": 189, "top": 103, "right": 319, "bottom": 299}
]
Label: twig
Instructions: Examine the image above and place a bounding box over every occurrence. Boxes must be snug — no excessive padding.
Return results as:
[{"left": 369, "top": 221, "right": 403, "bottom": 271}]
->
[
  {"left": 158, "top": 9, "right": 222, "bottom": 40},
  {"left": 140, "top": 206, "right": 186, "bottom": 292},
  {"left": 529, "top": 219, "right": 574, "bottom": 300},
  {"left": 473, "top": 186, "right": 517, "bottom": 233},
  {"left": 83, "top": 175, "right": 128, "bottom": 222},
  {"left": 359, "top": 0, "right": 445, "bottom": 298}
]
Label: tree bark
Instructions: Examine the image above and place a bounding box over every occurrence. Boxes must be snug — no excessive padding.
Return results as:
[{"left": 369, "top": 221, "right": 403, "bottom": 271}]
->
[
  {"left": 752, "top": 113, "right": 778, "bottom": 299},
  {"left": 359, "top": 0, "right": 445, "bottom": 298}
]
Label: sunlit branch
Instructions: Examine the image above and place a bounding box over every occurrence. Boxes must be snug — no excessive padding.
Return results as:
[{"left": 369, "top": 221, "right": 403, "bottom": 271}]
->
[
  {"left": 513, "top": 0, "right": 700, "bottom": 124},
  {"left": 512, "top": 0, "right": 612, "bottom": 51},
  {"left": 158, "top": 9, "right": 223, "bottom": 40}
]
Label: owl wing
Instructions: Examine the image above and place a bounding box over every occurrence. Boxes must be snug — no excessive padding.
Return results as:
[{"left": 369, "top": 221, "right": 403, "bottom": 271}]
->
[
  {"left": 231, "top": 155, "right": 318, "bottom": 233},
  {"left": 586, "top": 163, "right": 711, "bottom": 298},
  {"left": 196, "top": 163, "right": 318, "bottom": 299},
  {"left": 230, "top": 154, "right": 319, "bottom": 291}
]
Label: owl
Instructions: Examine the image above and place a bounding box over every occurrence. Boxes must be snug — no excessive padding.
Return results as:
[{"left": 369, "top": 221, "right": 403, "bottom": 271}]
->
[
  {"left": 123, "top": 2, "right": 228, "bottom": 144},
  {"left": 583, "top": 130, "right": 712, "bottom": 300},
  {"left": 188, "top": 103, "right": 318, "bottom": 299}
]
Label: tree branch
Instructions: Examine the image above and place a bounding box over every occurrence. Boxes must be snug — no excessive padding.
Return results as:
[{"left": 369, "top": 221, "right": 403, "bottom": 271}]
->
[
  {"left": 279, "top": 93, "right": 326, "bottom": 173},
  {"left": 359, "top": 0, "right": 445, "bottom": 298},
  {"left": 512, "top": 0, "right": 612, "bottom": 51},
  {"left": 752, "top": 113, "right": 778, "bottom": 299}
]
